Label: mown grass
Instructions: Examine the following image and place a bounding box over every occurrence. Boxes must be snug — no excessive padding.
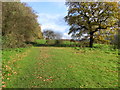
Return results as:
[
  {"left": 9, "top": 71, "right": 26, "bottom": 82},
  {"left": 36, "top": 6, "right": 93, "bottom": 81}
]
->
[
  {"left": 35, "top": 39, "right": 46, "bottom": 45},
  {"left": 2, "top": 47, "right": 30, "bottom": 87},
  {"left": 2, "top": 44, "right": 118, "bottom": 88}
]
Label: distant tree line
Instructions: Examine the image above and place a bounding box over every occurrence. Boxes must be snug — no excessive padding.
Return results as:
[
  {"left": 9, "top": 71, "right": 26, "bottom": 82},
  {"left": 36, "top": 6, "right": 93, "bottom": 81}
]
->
[
  {"left": 43, "top": 29, "right": 62, "bottom": 40},
  {"left": 2, "top": 2, "right": 43, "bottom": 49}
]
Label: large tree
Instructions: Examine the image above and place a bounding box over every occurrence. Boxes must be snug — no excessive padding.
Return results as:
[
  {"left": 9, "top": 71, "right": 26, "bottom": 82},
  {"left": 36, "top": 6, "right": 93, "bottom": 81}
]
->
[{"left": 65, "top": 2, "right": 118, "bottom": 47}]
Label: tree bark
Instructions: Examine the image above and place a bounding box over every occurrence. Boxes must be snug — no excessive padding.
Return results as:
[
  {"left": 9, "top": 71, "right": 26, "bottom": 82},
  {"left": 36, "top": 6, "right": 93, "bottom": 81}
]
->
[{"left": 89, "top": 32, "right": 94, "bottom": 48}]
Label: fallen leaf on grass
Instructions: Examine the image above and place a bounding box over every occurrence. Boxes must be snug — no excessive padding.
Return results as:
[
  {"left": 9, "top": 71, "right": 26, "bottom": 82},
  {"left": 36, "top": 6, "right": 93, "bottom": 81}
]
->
[
  {"left": 2, "top": 85, "right": 6, "bottom": 88},
  {"left": 48, "top": 76, "right": 53, "bottom": 78},
  {"left": 7, "top": 73, "right": 12, "bottom": 76},
  {"left": 80, "top": 86, "right": 84, "bottom": 88},
  {"left": 7, "top": 78, "right": 10, "bottom": 80},
  {"left": 2, "top": 82, "right": 5, "bottom": 84},
  {"left": 13, "top": 72, "right": 17, "bottom": 74},
  {"left": 43, "top": 79, "right": 53, "bottom": 81},
  {"left": 32, "top": 86, "right": 38, "bottom": 88},
  {"left": 37, "top": 76, "right": 43, "bottom": 79}
]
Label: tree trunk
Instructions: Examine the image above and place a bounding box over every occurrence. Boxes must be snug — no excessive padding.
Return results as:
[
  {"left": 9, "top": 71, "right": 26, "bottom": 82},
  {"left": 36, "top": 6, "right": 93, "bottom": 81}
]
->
[{"left": 89, "top": 32, "right": 94, "bottom": 48}]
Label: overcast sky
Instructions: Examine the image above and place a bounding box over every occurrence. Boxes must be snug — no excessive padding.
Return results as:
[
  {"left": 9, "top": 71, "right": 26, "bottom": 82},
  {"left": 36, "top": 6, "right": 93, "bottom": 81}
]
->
[{"left": 23, "top": 2, "right": 71, "bottom": 39}]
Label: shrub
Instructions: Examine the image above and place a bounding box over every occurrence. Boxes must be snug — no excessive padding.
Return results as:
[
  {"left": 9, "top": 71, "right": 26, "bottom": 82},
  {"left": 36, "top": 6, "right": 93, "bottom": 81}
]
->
[
  {"left": 55, "top": 40, "right": 63, "bottom": 45},
  {"left": 46, "top": 40, "right": 56, "bottom": 45}
]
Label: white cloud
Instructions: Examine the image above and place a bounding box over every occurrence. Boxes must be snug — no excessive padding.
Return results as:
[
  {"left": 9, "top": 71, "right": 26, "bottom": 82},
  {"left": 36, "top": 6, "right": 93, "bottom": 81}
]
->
[
  {"left": 37, "top": 13, "right": 71, "bottom": 39},
  {"left": 62, "top": 33, "right": 71, "bottom": 39}
]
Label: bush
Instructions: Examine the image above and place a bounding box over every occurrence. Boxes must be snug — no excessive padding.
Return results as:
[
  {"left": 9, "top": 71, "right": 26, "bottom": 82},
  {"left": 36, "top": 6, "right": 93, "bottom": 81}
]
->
[
  {"left": 55, "top": 40, "right": 63, "bottom": 45},
  {"left": 46, "top": 40, "right": 56, "bottom": 45},
  {"left": 2, "top": 35, "right": 26, "bottom": 49}
]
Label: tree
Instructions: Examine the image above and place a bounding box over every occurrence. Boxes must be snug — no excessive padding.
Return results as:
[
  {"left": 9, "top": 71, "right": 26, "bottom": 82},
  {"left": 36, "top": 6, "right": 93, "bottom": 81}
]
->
[
  {"left": 43, "top": 30, "right": 55, "bottom": 40},
  {"left": 65, "top": 2, "right": 118, "bottom": 47},
  {"left": 111, "top": 33, "right": 120, "bottom": 49},
  {"left": 2, "top": 2, "right": 43, "bottom": 49},
  {"left": 43, "top": 30, "right": 62, "bottom": 40}
]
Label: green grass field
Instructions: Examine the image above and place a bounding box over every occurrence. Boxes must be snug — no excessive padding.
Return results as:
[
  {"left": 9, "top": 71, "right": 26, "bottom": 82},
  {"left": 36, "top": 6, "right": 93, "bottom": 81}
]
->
[{"left": 2, "top": 44, "right": 118, "bottom": 88}]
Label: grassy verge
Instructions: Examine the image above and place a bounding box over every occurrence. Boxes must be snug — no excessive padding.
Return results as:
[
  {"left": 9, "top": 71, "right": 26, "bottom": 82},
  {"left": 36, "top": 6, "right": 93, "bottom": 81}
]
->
[{"left": 2, "top": 47, "right": 30, "bottom": 87}]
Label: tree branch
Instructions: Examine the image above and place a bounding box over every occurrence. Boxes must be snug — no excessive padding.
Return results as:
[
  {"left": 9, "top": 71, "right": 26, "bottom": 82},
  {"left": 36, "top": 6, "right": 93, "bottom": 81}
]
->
[{"left": 93, "top": 25, "right": 112, "bottom": 33}]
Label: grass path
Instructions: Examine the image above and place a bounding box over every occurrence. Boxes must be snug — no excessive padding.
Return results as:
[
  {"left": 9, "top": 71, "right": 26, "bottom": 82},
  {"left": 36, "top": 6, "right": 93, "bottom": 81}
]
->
[{"left": 2, "top": 47, "right": 118, "bottom": 88}]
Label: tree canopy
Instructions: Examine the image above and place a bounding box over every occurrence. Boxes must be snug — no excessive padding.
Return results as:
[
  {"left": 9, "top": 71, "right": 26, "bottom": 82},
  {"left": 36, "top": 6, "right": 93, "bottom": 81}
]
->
[
  {"left": 65, "top": 2, "right": 119, "bottom": 47},
  {"left": 2, "top": 2, "right": 43, "bottom": 49}
]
